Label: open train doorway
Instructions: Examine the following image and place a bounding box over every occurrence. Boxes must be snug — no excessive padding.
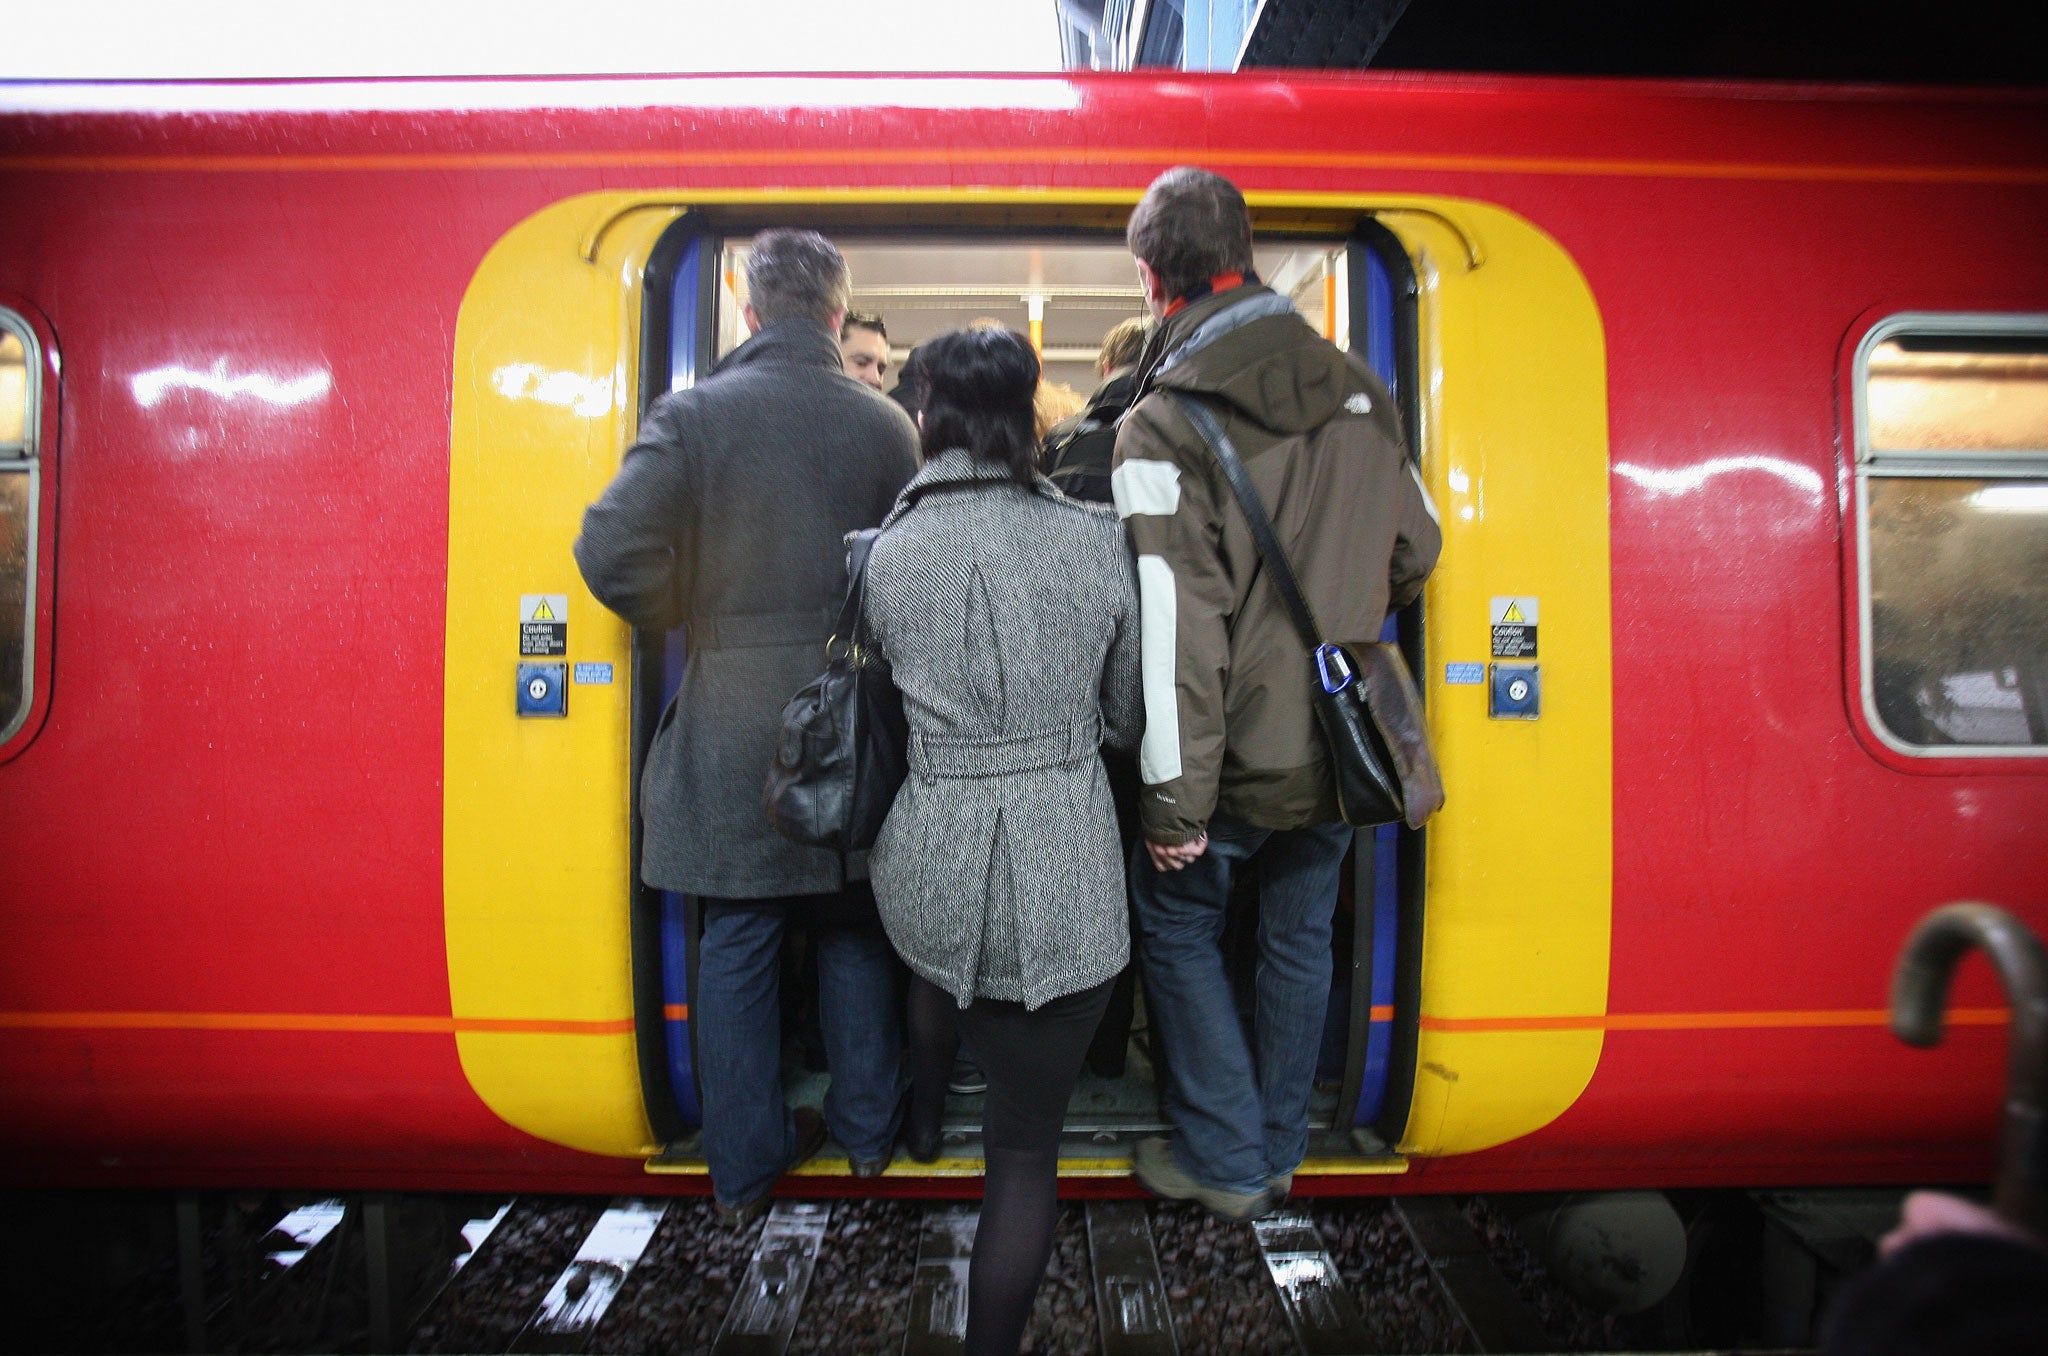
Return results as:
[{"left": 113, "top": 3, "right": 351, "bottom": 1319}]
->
[{"left": 630, "top": 219, "right": 1424, "bottom": 1173}]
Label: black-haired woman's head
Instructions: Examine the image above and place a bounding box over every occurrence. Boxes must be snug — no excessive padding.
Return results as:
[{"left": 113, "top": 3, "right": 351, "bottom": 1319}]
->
[{"left": 917, "top": 326, "right": 1042, "bottom": 484}]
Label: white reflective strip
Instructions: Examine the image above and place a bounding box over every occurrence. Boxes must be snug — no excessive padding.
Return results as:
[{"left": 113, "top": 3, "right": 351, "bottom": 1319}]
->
[
  {"left": 1135, "top": 555, "right": 1183, "bottom": 784},
  {"left": 1408, "top": 461, "right": 1442, "bottom": 526},
  {"left": 1111, "top": 459, "right": 1182, "bottom": 519}
]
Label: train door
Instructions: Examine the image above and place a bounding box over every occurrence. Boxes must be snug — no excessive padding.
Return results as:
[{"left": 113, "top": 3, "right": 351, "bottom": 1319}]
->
[
  {"left": 629, "top": 222, "right": 717, "bottom": 1148},
  {"left": 628, "top": 216, "right": 1425, "bottom": 1170},
  {"left": 446, "top": 190, "right": 1608, "bottom": 1170},
  {"left": 1340, "top": 221, "right": 1425, "bottom": 1150}
]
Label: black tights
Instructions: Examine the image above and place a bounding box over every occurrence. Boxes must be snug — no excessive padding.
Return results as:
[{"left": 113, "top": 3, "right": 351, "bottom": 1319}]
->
[{"left": 905, "top": 974, "right": 1113, "bottom": 1356}]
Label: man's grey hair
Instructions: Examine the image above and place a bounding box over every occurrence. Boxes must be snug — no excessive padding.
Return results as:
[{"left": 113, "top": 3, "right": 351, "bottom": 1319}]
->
[
  {"left": 746, "top": 229, "right": 851, "bottom": 328},
  {"left": 1126, "top": 167, "right": 1254, "bottom": 303}
]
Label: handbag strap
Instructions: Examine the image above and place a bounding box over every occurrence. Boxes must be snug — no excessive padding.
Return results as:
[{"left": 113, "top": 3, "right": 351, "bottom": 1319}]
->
[
  {"left": 833, "top": 528, "right": 882, "bottom": 654},
  {"left": 835, "top": 479, "right": 993, "bottom": 654},
  {"left": 1166, "top": 392, "right": 1327, "bottom": 657}
]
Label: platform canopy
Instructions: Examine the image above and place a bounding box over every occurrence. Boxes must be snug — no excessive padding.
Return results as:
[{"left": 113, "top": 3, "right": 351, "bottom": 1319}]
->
[{"left": 1058, "top": 0, "right": 2045, "bottom": 83}]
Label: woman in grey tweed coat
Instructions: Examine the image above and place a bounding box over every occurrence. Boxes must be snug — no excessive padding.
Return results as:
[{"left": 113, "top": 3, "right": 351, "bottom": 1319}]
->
[{"left": 862, "top": 328, "right": 1141, "bottom": 1356}]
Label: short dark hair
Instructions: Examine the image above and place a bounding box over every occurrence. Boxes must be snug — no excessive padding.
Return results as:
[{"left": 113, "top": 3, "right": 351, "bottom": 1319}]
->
[
  {"left": 841, "top": 310, "right": 887, "bottom": 342},
  {"left": 1126, "top": 167, "right": 1254, "bottom": 302},
  {"left": 917, "top": 327, "right": 1041, "bottom": 486},
  {"left": 745, "top": 229, "right": 850, "bottom": 327}
]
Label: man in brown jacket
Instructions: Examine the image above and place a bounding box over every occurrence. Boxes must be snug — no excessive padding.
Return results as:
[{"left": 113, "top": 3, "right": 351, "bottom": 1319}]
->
[{"left": 1112, "top": 168, "right": 1440, "bottom": 1220}]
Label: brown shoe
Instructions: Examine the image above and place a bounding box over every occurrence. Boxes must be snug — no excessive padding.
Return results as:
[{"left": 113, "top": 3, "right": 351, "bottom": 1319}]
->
[
  {"left": 713, "top": 1193, "right": 772, "bottom": 1229},
  {"left": 1131, "top": 1136, "right": 1279, "bottom": 1223},
  {"left": 714, "top": 1108, "right": 829, "bottom": 1228}
]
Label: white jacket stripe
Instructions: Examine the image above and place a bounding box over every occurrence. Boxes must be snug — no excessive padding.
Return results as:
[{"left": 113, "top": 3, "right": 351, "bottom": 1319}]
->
[
  {"left": 1111, "top": 459, "right": 1181, "bottom": 518},
  {"left": 1135, "top": 553, "right": 1183, "bottom": 784}
]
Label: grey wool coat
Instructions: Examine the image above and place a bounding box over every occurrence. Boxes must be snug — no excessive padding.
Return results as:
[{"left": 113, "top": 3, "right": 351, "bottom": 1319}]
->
[
  {"left": 862, "top": 448, "right": 1144, "bottom": 1010},
  {"left": 574, "top": 319, "right": 919, "bottom": 897}
]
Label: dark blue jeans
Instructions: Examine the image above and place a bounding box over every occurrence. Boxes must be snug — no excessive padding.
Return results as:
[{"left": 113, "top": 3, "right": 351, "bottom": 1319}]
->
[
  {"left": 1130, "top": 813, "right": 1353, "bottom": 1196},
  {"left": 695, "top": 895, "right": 903, "bottom": 1206}
]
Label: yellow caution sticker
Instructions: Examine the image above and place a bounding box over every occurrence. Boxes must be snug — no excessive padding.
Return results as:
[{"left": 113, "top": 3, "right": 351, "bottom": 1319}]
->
[
  {"left": 520, "top": 593, "right": 568, "bottom": 656},
  {"left": 1489, "top": 595, "right": 1538, "bottom": 658}
]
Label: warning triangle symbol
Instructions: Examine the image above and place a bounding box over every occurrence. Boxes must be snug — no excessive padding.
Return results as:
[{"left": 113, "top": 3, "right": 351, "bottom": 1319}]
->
[
  {"left": 532, "top": 599, "right": 556, "bottom": 621},
  {"left": 1501, "top": 602, "right": 1524, "bottom": 623}
]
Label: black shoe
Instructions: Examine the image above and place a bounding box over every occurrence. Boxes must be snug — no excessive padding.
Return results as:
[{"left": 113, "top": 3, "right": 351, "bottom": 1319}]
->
[
  {"left": 904, "top": 1119, "right": 942, "bottom": 1164},
  {"left": 850, "top": 1156, "right": 890, "bottom": 1178},
  {"left": 789, "top": 1106, "right": 828, "bottom": 1173},
  {"left": 947, "top": 1055, "right": 988, "bottom": 1096}
]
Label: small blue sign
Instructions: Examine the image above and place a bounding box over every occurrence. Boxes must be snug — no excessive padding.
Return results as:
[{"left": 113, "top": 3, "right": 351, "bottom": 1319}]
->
[
  {"left": 1445, "top": 662, "right": 1485, "bottom": 685},
  {"left": 573, "top": 662, "right": 614, "bottom": 685}
]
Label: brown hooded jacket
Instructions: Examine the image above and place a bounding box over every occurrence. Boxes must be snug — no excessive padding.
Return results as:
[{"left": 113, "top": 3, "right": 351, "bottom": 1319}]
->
[{"left": 1110, "top": 284, "right": 1441, "bottom": 844}]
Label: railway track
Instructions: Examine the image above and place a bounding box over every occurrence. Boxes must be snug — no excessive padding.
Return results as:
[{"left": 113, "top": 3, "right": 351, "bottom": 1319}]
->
[
  {"left": 417, "top": 1193, "right": 1567, "bottom": 1354},
  {"left": 10, "top": 1187, "right": 1716, "bottom": 1354},
  {"left": 12, "top": 1179, "right": 1945, "bottom": 1353}
]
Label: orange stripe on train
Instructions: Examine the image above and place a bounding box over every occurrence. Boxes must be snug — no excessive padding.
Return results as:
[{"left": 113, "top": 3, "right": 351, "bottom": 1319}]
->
[
  {"left": 0, "top": 1006, "right": 2005, "bottom": 1036},
  {"left": 1417, "top": 1008, "right": 2010, "bottom": 1034},
  {"left": 0, "top": 1010, "right": 637, "bottom": 1036}
]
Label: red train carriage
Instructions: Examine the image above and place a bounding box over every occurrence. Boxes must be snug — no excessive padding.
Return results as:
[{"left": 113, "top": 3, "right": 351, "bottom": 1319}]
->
[{"left": 0, "top": 73, "right": 2042, "bottom": 1199}]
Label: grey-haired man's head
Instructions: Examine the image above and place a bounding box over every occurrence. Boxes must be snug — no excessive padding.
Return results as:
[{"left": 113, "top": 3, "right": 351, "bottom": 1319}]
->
[{"left": 744, "top": 229, "right": 852, "bottom": 331}]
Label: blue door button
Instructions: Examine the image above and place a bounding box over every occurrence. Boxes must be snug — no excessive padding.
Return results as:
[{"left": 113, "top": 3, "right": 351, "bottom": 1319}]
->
[
  {"left": 1489, "top": 663, "right": 1540, "bottom": 720},
  {"left": 516, "top": 662, "right": 568, "bottom": 717}
]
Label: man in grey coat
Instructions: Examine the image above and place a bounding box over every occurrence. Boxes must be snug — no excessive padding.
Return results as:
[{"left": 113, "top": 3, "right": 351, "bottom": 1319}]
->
[{"left": 574, "top": 229, "right": 919, "bottom": 1223}]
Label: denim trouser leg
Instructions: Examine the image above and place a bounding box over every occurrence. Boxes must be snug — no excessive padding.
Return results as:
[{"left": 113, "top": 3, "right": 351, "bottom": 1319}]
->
[
  {"left": 1251, "top": 821, "right": 1353, "bottom": 1179},
  {"left": 696, "top": 898, "right": 796, "bottom": 1206},
  {"left": 814, "top": 921, "right": 905, "bottom": 1162},
  {"left": 1131, "top": 817, "right": 1273, "bottom": 1196}
]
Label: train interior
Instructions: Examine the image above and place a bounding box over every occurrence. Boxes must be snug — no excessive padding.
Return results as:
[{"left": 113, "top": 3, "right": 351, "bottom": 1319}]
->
[{"left": 635, "top": 223, "right": 1424, "bottom": 1174}]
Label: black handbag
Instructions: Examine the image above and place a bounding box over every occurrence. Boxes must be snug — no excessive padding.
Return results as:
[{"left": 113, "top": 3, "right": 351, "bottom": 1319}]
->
[
  {"left": 762, "top": 528, "right": 909, "bottom": 853},
  {"left": 1168, "top": 393, "right": 1445, "bottom": 831}
]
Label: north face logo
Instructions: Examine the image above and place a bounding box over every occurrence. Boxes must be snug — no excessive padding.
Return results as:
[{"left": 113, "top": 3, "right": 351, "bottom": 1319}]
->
[{"left": 1344, "top": 393, "right": 1373, "bottom": 414}]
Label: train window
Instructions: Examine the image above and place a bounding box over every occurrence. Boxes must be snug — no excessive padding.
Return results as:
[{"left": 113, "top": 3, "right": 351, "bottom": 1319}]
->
[
  {"left": 0, "top": 313, "right": 40, "bottom": 745},
  {"left": 1856, "top": 318, "right": 2048, "bottom": 753}
]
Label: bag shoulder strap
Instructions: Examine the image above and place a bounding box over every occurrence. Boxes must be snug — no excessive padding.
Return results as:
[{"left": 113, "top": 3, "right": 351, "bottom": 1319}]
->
[
  {"left": 1164, "top": 392, "right": 1326, "bottom": 655},
  {"left": 839, "top": 479, "right": 988, "bottom": 647},
  {"left": 835, "top": 528, "right": 882, "bottom": 649}
]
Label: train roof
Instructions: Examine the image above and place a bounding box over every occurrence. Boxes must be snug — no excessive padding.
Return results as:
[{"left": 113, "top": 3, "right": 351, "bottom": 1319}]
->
[{"left": 2, "top": 71, "right": 2043, "bottom": 186}]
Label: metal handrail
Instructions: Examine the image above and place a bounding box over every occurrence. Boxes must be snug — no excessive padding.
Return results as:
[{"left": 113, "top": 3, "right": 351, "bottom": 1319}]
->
[{"left": 1891, "top": 901, "right": 2048, "bottom": 1231}]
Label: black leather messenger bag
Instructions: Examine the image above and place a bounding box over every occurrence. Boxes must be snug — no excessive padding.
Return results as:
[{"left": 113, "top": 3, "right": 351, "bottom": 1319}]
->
[{"left": 1168, "top": 393, "right": 1445, "bottom": 831}]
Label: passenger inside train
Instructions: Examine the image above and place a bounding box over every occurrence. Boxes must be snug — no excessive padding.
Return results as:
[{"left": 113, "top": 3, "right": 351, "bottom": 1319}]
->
[{"left": 837, "top": 309, "right": 891, "bottom": 391}]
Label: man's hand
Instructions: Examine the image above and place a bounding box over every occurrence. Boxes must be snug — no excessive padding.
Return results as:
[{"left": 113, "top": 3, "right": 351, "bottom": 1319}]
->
[{"left": 1146, "top": 833, "right": 1209, "bottom": 872}]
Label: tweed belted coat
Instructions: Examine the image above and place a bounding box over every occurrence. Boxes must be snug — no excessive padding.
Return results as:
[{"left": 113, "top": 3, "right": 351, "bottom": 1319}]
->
[
  {"left": 574, "top": 318, "right": 919, "bottom": 898},
  {"left": 862, "top": 449, "right": 1144, "bottom": 1010}
]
